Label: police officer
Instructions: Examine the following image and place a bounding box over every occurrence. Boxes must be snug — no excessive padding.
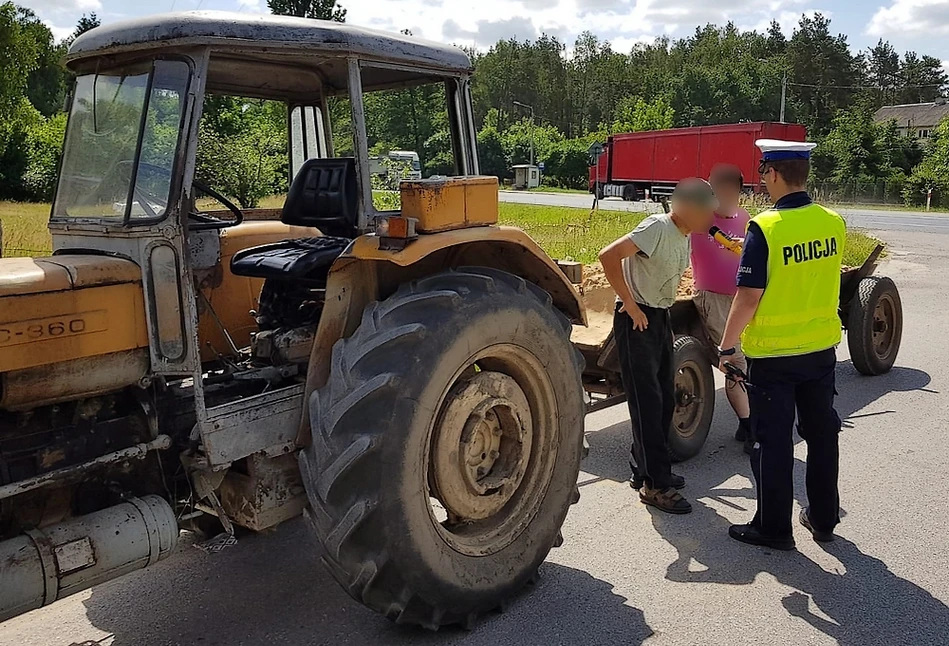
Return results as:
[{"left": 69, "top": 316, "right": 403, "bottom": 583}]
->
[{"left": 717, "top": 139, "right": 845, "bottom": 550}]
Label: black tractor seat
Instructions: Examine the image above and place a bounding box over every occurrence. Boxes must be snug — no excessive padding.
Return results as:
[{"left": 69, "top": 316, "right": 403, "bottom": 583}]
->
[
  {"left": 230, "top": 236, "right": 351, "bottom": 283},
  {"left": 230, "top": 157, "right": 358, "bottom": 286}
]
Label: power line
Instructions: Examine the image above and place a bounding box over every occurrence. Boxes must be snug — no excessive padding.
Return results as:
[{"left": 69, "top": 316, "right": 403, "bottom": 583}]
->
[{"left": 788, "top": 81, "right": 945, "bottom": 90}]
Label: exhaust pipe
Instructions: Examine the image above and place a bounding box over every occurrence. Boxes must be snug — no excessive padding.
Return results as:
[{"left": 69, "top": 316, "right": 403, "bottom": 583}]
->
[{"left": 0, "top": 495, "right": 178, "bottom": 622}]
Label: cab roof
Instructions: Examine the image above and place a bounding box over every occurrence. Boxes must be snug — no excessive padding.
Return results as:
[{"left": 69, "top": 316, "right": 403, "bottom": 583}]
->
[{"left": 66, "top": 11, "right": 473, "bottom": 75}]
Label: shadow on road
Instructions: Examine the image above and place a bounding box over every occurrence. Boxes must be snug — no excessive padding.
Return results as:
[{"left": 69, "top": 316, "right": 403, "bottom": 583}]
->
[
  {"left": 581, "top": 361, "right": 945, "bottom": 645},
  {"left": 81, "top": 521, "right": 652, "bottom": 646},
  {"left": 583, "top": 362, "right": 934, "bottom": 485},
  {"left": 649, "top": 494, "right": 949, "bottom": 646}
]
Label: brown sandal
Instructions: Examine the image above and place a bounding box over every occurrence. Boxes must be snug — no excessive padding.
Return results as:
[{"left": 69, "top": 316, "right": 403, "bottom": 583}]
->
[{"left": 640, "top": 486, "right": 693, "bottom": 514}]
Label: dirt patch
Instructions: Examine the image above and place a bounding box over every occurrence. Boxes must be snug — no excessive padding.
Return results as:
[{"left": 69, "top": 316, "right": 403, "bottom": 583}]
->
[{"left": 582, "top": 262, "right": 694, "bottom": 305}]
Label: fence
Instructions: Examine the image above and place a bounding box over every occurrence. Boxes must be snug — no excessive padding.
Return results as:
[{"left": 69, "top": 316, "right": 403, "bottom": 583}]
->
[{"left": 808, "top": 179, "right": 909, "bottom": 207}]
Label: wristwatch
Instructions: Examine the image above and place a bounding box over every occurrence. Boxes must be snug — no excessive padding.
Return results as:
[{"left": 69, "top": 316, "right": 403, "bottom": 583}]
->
[{"left": 718, "top": 346, "right": 737, "bottom": 357}]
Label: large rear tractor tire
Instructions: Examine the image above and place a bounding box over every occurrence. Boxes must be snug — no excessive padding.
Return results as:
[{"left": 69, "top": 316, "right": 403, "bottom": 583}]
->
[
  {"left": 299, "top": 267, "right": 585, "bottom": 630},
  {"left": 668, "top": 335, "right": 715, "bottom": 462},
  {"left": 847, "top": 276, "right": 902, "bottom": 376}
]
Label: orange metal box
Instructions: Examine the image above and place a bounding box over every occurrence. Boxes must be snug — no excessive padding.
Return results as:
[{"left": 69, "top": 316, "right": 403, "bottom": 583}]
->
[{"left": 399, "top": 176, "right": 499, "bottom": 233}]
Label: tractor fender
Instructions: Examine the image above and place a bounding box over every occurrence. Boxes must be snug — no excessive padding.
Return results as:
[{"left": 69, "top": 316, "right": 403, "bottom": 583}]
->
[{"left": 297, "top": 226, "right": 586, "bottom": 444}]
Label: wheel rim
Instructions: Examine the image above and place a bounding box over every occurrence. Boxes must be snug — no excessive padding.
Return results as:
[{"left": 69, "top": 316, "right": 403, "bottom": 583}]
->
[
  {"left": 427, "top": 344, "right": 558, "bottom": 557},
  {"left": 872, "top": 293, "right": 898, "bottom": 361},
  {"left": 673, "top": 359, "right": 704, "bottom": 439}
]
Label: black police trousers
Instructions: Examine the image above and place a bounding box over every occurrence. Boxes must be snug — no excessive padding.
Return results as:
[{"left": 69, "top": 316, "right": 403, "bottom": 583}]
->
[
  {"left": 747, "top": 347, "right": 842, "bottom": 536},
  {"left": 613, "top": 302, "right": 675, "bottom": 490}
]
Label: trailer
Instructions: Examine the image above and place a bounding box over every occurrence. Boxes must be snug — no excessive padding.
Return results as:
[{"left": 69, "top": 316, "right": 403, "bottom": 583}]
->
[
  {"left": 590, "top": 122, "right": 807, "bottom": 201},
  {"left": 571, "top": 244, "right": 902, "bottom": 461}
]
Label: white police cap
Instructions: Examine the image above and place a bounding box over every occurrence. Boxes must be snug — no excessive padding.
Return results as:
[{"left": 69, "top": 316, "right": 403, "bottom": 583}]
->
[{"left": 755, "top": 139, "right": 817, "bottom": 162}]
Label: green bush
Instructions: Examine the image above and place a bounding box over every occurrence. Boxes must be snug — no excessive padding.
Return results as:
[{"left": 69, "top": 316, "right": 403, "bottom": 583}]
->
[
  {"left": 477, "top": 125, "right": 508, "bottom": 180},
  {"left": 22, "top": 111, "right": 65, "bottom": 201},
  {"left": 196, "top": 124, "right": 286, "bottom": 209},
  {"left": 542, "top": 139, "right": 590, "bottom": 189}
]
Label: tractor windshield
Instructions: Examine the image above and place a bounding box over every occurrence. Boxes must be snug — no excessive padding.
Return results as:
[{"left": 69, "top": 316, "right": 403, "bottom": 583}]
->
[{"left": 53, "top": 59, "right": 191, "bottom": 223}]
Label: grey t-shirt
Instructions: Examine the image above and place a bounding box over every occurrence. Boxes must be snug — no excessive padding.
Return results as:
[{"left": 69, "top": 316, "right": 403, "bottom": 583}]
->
[{"left": 620, "top": 214, "right": 691, "bottom": 309}]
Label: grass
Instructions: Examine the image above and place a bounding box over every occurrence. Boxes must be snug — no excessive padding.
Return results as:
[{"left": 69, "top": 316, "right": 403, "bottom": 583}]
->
[
  {"left": 1, "top": 199, "right": 882, "bottom": 269},
  {"left": 0, "top": 202, "right": 53, "bottom": 257},
  {"left": 499, "top": 202, "right": 644, "bottom": 264}
]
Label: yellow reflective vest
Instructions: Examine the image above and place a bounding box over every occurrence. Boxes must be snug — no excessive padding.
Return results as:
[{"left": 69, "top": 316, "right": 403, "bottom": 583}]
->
[{"left": 741, "top": 203, "right": 847, "bottom": 359}]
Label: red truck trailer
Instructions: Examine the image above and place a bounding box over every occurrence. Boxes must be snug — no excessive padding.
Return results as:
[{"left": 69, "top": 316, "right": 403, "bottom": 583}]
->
[{"left": 589, "top": 122, "right": 807, "bottom": 200}]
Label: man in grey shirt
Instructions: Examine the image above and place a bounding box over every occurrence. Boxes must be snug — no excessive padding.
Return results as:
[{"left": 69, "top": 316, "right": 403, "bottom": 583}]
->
[{"left": 599, "top": 178, "right": 716, "bottom": 514}]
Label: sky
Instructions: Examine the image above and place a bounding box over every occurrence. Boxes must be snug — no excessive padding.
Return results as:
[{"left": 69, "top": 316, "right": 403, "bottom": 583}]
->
[{"left": 19, "top": 0, "right": 949, "bottom": 68}]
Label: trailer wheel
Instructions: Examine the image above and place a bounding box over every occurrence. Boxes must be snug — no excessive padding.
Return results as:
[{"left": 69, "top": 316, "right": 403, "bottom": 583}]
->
[
  {"left": 621, "top": 185, "right": 635, "bottom": 202},
  {"left": 668, "top": 335, "right": 715, "bottom": 462},
  {"left": 847, "top": 276, "right": 902, "bottom": 376},
  {"left": 299, "top": 267, "right": 585, "bottom": 630},
  {"left": 595, "top": 184, "right": 604, "bottom": 201}
]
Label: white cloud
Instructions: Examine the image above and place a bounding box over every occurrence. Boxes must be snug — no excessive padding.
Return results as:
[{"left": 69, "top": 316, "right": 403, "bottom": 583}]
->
[
  {"left": 354, "top": 0, "right": 823, "bottom": 52},
  {"left": 44, "top": 20, "right": 74, "bottom": 41},
  {"left": 18, "top": 0, "right": 101, "bottom": 12},
  {"left": 868, "top": 0, "right": 949, "bottom": 38}
]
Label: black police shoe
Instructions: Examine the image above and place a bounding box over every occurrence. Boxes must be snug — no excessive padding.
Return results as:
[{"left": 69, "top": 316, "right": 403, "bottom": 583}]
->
[
  {"left": 630, "top": 473, "right": 685, "bottom": 490},
  {"left": 799, "top": 508, "right": 835, "bottom": 542},
  {"left": 728, "top": 523, "right": 796, "bottom": 551}
]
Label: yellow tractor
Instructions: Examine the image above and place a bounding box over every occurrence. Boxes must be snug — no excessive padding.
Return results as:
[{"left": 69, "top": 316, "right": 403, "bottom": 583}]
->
[{"left": 0, "top": 11, "right": 589, "bottom": 628}]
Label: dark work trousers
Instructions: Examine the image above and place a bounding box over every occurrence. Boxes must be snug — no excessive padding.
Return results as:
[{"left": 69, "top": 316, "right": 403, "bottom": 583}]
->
[
  {"left": 747, "top": 347, "right": 842, "bottom": 536},
  {"left": 613, "top": 302, "right": 675, "bottom": 490}
]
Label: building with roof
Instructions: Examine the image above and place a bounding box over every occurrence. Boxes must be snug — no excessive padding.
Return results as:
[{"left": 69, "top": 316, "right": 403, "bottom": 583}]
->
[{"left": 873, "top": 100, "right": 949, "bottom": 144}]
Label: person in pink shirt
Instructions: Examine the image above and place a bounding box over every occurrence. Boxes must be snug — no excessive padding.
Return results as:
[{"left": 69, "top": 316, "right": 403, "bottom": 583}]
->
[{"left": 691, "top": 164, "right": 753, "bottom": 452}]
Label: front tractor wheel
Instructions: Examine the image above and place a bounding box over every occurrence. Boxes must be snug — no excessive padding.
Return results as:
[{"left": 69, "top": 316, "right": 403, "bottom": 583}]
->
[{"left": 299, "top": 268, "right": 585, "bottom": 629}]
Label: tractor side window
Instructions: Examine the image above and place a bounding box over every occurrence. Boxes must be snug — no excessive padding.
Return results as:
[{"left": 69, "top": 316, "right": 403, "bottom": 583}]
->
[
  {"left": 55, "top": 70, "right": 150, "bottom": 219},
  {"left": 360, "top": 79, "right": 456, "bottom": 212},
  {"left": 195, "top": 97, "right": 289, "bottom": 214},
  {"left": 53, "top": 60, "right": 191, "bottom": 221},
  {"left": 130, "top": 60, "right": 190, "bottom": 220}
]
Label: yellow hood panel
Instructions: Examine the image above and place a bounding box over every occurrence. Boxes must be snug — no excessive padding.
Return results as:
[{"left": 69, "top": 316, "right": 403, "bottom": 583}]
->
[
  {"left": 0, "top": 258, "right": 73, "bottom": 297},
  {"left": 0, "top": 255, "right": 141, "bottom": 297},
  {"left": 0, "top": 255, "right": 147, "bottom": 373}
]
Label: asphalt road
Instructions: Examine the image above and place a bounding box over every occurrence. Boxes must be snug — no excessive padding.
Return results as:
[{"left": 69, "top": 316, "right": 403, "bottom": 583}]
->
[
  {"left": 2, "top": 230, "right": 948, "bottom": 646},
  {"left": 499, "top": 191, "right": 949, "bottom": 234}
]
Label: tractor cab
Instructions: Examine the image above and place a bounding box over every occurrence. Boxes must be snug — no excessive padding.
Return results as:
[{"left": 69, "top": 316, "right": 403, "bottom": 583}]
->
[{"left": 53, "top": 11, "right": 501, "bottom": 374}]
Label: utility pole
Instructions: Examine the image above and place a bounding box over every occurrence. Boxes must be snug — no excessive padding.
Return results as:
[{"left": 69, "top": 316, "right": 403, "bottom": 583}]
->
[
  {"left": 780, "top": 71, "right": 787, "bottom": 124},
  {"left": 513, "top": 100, "right": 535, "bottom": 166}
]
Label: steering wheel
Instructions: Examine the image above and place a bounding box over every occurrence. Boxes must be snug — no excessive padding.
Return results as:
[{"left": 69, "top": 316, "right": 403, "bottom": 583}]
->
[
  {"left": 87, "top": 159, "right": 244, "bottom": 228},
  {"left": 189, "top": 177, "right": 244, "bottom": 229}
]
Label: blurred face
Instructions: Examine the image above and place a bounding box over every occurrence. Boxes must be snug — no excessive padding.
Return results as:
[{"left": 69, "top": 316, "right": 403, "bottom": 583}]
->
[
  {"left": 673, "top": 198, "right": 715, "bottom": 232},
  {"left": 710, "top": 176, "right": 741, "bottom": 213}
]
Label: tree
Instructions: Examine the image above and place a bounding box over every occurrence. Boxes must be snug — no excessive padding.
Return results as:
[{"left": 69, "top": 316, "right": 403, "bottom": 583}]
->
[
  {"left": 542, "top": 138, "right": 590, "bottom": 189},
  {"left": 267, "top": 0, "right": 346, "bottom": 21},
  {"left": 477, "top": 125, "right": 508, "bottom": 180},
  {"left": 196, "top": 98, "right": 288, "bottom": 208},
  {"left": 787, "top": 13, "right": 863, "bottom": 134},
  {"left": 764, "top": 20, "right": 786, "bottom": 57},
  {"left": 73, "top": 13, "right": 100, "bottom": 39},
  {"left": 22, "top": 111, "right": 66, "bottom": 200},
  {"left": 610, "top": 96, "right": 674, "bottom": 133},
  {"left": 816, "top": 100, "right": 884, "bottom": 182},
  {"left": 866, "top": 39, "right": 900, "bottom": 106},
  {"left": 897, "top": 52, "right": 948, "bottom": 104},
  {"left": 905, "top": 116, "right": 949, "bottom": 206},
  {"left": 13, "top": 7, "right": 67, "bottom": 118}
]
